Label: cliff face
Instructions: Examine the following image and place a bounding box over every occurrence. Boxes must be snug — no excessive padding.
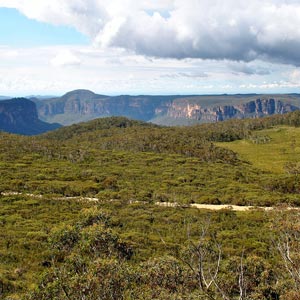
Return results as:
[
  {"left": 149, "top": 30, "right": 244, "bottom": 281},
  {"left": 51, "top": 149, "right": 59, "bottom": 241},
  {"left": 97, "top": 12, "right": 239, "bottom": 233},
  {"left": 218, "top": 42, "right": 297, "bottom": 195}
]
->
[
  {"left": 33, "top": 90, "right": 175, "bottom": 125},
  {"left": 166, "top": 98, "right": 299, "bottom": 123},
  {"left": 0, "top": 98, "right": 61, "bottom": 135},
  {"left": 33, "top": 90, "right": 300, "bottom": 126}
]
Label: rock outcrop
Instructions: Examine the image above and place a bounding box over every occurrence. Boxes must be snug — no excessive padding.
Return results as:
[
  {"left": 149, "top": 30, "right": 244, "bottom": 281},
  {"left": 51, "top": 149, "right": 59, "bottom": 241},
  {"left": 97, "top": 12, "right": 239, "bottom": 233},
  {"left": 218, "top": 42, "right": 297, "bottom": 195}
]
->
[
  {"left": 0, "top": 98, "right": 61, "bottom": 135},
  {"left": 167, "top": 98, "right": 298, "bottom": 123}
]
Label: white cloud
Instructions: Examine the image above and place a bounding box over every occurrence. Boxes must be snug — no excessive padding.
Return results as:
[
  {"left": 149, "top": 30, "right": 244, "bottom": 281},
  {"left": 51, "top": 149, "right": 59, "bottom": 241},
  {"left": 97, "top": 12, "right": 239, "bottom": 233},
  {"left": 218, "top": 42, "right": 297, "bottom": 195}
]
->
[
  {"left": 227, "top": 61, "right": 271, "bottom": 76},
  {"left": 2, "top": 0, "right": 300, "bottom": 65},
  {"left": 51, "top": 49, "right": 81, "bottom": 67},
  {"left": 160, "top": 71, "right": 208, "bottom": 79},
  {"left": 0, "top": 44, "right": 299, "bottom": 96},
  {"left": 0, "top": 47, "right": 19, "bottom": 58}
]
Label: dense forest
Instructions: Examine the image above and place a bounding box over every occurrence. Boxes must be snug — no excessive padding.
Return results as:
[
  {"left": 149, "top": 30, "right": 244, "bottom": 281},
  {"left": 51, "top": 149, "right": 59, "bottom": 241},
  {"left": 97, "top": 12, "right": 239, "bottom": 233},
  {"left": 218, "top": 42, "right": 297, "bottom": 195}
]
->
[{"left": 2, "top": 111, "right": 300, "bottom": 299}]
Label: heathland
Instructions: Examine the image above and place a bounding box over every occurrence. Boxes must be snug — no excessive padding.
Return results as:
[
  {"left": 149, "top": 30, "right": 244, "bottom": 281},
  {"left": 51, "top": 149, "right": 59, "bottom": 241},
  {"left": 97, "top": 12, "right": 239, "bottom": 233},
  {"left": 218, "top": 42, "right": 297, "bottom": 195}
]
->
[{"left": 2, "top": 112, "right": 300, "bottom": 299}]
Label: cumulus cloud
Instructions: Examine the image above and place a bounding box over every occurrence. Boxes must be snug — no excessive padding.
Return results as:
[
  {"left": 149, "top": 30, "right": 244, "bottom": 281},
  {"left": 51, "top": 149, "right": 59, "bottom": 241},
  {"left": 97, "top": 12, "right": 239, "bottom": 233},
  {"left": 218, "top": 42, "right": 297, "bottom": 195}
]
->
[
  {"left": 2, "top": 0, "right": 300, "bottom": 65},
  {"left": 51, "top": 49, "right": 81, "bottom": 67}
]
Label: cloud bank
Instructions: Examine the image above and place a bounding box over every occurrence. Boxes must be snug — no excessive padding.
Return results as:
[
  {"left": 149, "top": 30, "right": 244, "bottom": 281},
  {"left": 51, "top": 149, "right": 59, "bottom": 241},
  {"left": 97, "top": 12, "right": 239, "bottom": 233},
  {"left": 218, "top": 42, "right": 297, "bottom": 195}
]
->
[{"left": 1, "top": 0, "right": 300, "bottom": 65}]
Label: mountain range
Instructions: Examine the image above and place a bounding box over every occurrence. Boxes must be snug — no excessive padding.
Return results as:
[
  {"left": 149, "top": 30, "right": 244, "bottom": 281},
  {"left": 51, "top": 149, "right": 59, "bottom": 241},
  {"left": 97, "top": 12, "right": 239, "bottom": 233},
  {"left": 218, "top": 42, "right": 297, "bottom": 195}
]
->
[
  {"left": 1, "top": 90, "right": 300, "bottom": 135},
  {"left": 0, "top": 96, "right": 9, "bottom": 100},
  {"left": 32, "top": 89, "right": 300, "bottom": 126}
]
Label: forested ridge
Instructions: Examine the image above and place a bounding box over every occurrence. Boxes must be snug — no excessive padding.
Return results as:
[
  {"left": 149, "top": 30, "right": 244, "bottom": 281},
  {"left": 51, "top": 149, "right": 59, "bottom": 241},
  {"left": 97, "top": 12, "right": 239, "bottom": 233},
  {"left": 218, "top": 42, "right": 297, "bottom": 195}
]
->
[{"left": 2, "top": 112, "right": 300, "bottom": 299}]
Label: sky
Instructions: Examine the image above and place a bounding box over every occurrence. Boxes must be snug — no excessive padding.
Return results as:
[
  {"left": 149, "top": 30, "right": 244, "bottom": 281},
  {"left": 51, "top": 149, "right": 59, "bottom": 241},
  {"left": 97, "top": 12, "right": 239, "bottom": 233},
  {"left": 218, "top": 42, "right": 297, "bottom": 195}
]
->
[{"left": 1, "top": 0, "right": 300, "bottom": 96}]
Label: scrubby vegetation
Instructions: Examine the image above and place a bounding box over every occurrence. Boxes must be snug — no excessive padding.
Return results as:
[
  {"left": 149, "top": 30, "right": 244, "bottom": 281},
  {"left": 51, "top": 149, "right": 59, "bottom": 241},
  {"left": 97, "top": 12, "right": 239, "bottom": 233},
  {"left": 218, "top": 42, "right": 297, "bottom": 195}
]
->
[{"left": 2, "top": 112, "right": 300, "bottom": 299}]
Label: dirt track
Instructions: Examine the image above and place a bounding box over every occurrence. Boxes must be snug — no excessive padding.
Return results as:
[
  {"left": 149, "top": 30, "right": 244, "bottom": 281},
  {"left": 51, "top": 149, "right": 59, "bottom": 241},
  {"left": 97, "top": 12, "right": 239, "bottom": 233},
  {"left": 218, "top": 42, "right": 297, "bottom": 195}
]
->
[
  {"left": 156, "top": 202, "right": 275, "bottom": 211},
  {"left": 2, "top": 191, "right": 296, "bottom": 211}
]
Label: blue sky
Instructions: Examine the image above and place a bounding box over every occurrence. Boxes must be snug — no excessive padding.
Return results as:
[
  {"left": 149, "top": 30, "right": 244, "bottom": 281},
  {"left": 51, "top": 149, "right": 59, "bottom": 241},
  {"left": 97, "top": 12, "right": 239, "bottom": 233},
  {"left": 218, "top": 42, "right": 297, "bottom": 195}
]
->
[
  {"left": 0, "top": 8, "right": 89, "bottom": 46},
  {"left": 0, "top": 1, "right": 300, "bottom": 96}
]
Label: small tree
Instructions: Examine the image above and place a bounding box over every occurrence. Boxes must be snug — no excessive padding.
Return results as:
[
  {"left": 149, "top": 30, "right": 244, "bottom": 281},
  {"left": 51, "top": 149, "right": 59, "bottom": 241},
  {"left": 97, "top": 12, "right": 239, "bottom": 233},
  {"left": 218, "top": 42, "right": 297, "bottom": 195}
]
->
[{"left": 180, "top": 222, "right": 230, "bottom": 300}]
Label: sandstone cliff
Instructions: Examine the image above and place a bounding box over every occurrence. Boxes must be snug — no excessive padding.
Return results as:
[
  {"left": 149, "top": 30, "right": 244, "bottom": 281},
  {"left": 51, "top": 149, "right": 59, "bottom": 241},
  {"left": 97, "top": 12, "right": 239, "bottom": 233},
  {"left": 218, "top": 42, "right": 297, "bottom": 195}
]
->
[
  {"left": 32, "top": 90, "right": 300, "bottom": 126},
  {"left": 166, "top": 98, "right": 298, "bottom": 123},
  {"left": 0, "top": 98, "right": 61, "bottom": 135}
]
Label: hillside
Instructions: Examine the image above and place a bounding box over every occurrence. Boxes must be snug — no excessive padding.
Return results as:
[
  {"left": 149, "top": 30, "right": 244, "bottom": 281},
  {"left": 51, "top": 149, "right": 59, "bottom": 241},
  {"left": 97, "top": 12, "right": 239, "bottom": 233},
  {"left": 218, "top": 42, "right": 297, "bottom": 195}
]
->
[
  {"left": 0, "top": 98, "right": 61, "bottom": 135},
  {"left": 2, "top": 112, "right": 300, "bottom": 299},
  {"left": 218, "top": 126, "right": 300, "bottom": 173},
  {"left": 32, "top": 89, "right": 300, "bottom": 126}
]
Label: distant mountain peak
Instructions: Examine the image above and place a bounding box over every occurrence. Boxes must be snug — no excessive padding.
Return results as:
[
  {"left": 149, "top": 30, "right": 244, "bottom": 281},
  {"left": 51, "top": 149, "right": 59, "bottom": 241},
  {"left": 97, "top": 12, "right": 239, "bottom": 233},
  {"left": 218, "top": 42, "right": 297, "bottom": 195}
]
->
[
  {"left": 63, "top": 89, "right": 96, "bottom": 96},
  {"left": 61, "top": 89, "right": 108, "bottom": 100}
]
